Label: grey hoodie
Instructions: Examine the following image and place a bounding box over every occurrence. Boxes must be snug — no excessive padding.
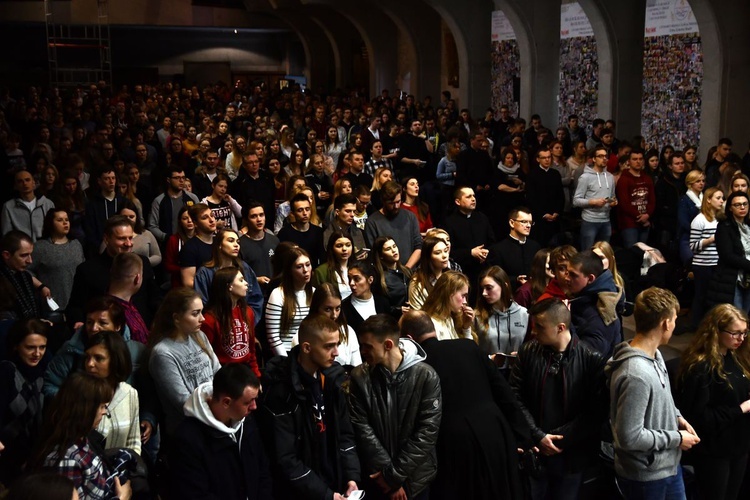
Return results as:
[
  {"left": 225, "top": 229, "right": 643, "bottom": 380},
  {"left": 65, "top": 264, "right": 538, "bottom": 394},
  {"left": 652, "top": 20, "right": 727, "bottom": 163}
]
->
[
  {"left": 476, "top": 301, "right": 529, "bottom": 366},
  {"left": 605, "top": 341, "right": 682, "bottom": 481},
  {"left": 573, "top": 166, "right": 616, "bottom": 222},
  {"left": 396, "top": 337, "right": 427, "bottom": 372},
  {"left": 184, "top": 382, "right": 244, "bottom": 442}
]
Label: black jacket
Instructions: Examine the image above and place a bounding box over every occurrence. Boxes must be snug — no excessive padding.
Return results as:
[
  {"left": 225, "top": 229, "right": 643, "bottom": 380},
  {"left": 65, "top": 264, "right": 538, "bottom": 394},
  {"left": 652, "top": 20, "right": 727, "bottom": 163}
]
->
[
  {"left": 170, "top": 415, "right": 273, "bottom": 500},
  {"left": 341, "top": 293, "right": 391, "bottom": 334},
  {"left": 258, "top": 347, "right": 360, "bottom": 499},
  {"left": 442, "top": 210, "right": 496, "bottom": 284},
  {"left": 346, "top": 339, "right": 441, "bottom": 498},
  {"left": 487, "top": 236, "right": 541, "bottom": 291},
  {"left": 707, "top": 218, "right": 750, "bottom": 307},
  {"left": 509, "top": 335, "right": 607, "bottom": 472}
]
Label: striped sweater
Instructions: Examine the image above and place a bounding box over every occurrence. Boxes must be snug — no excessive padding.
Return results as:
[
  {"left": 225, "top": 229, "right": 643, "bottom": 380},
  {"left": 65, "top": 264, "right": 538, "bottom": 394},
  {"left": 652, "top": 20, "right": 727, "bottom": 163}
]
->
[
  {"left": 690, "top": 213, "right": 719, "bottom": 267},
  {"left": 265, "top": 286, "right": 314, "bottom": 356}
]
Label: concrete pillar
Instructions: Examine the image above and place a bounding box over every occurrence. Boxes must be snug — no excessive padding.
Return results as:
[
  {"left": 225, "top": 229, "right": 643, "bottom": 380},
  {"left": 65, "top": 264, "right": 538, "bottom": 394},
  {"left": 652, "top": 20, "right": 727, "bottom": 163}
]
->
[{"left": 309, "top": 9, "right": 361, "bottom": 90}]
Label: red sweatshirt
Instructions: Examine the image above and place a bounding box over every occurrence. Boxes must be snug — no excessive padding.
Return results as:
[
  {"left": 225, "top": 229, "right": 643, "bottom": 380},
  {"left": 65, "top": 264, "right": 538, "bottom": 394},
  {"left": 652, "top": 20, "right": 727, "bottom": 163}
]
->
[{"left": 202, "top": 305, "right": 260, "bottom": 377}]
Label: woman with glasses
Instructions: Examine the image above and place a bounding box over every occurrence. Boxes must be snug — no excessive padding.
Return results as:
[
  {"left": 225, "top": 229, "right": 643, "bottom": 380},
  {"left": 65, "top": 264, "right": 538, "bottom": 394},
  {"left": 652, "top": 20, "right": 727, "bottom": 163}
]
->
[
  {"left": 677, "top": 304, "right": 750, "bottom": 500},
  {"left": 708, "top": 191, "right": 750, "bottom": 312},
  {"left": 677, "top": 170, "right": 705, "bottom": 264}
]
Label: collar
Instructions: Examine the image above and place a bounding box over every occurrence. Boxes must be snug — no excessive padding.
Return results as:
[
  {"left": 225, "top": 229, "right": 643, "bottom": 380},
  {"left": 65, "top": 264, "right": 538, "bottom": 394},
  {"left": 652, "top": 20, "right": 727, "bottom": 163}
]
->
[{"left": 509, "top": 233, "right": 526, "bottom": 244}]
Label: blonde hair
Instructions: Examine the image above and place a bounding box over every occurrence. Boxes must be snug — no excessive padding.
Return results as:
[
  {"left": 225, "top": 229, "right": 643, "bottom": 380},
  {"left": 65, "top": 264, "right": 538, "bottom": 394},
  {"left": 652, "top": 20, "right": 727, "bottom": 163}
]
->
[{"left": 421, "top": 271, "right": 475, "bottom": 341}]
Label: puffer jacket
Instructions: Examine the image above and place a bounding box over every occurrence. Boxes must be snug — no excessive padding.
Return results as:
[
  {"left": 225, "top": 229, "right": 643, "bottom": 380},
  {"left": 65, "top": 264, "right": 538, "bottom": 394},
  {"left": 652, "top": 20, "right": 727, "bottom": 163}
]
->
[
  {"left": 346, "top": 339, "right": 441, "bottom": 497},
  {"left": 569, "top": 269, "right": 623, "bottom": 358},
  {"left": 258, "top": 346, "right": 360, "bottom": 500},
  {"left": 509, "top": 335, "right": 607, "bottom": 472}
]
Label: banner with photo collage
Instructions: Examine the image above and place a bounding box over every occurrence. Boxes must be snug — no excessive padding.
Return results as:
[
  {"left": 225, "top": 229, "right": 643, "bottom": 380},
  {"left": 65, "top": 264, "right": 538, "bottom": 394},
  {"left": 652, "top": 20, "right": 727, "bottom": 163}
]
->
[{"left": 490, "top": 10, "right": 520, "bottom": 117}]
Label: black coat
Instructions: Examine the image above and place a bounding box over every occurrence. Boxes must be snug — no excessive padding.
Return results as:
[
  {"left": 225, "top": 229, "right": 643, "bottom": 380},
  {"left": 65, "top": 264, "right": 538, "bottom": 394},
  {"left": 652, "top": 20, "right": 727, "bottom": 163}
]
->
[
  {"left": 420, "top": 337, "right": 530, "bottom": 500},
  {"left": 487, "top": 236, "right": 541, "bottom": 290},
  {"left": 169, "top": 415, "right": 273, "bottom": 500},
  {"left": 442, "top": 210, "right": 495, "bottom": 285},
  {"left": 258, "top": 348, "right": 360, "bottom": 499},
  {"left": 341, "top": 293, "right": 391, "bottom": 334},
  {"left": 509, "top": 335, "right": 607, "bottom": 472},
  {"left": 707, "top": 219, "right": 750, "bottom": 307}
]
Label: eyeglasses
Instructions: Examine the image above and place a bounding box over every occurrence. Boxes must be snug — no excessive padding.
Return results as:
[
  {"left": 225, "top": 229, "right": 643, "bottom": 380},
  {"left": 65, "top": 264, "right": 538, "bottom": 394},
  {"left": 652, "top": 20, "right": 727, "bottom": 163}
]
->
[
  {"left": 595, "top": 154, "right": 608, "bottom": 158},
  {"left": 171, "top": 176, "right": 186, "bottom": 180},
  {"left": 548, "top": 352, "right": 564, "bottom": 376},
  {"left": 722, "top": 330, "right": 749, "bottom": 339},
  {"left": 732, "top": 202, "right": 749, "bottom": 208},
  {"left": 513, "top": 219, "right": 534, "bottom": 226}
]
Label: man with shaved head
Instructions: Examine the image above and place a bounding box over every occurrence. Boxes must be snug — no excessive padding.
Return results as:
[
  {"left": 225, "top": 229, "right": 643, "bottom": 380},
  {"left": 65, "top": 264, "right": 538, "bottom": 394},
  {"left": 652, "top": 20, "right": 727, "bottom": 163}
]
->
[{"left": 259, "top": 315, "right": 360, "bottom": 500}]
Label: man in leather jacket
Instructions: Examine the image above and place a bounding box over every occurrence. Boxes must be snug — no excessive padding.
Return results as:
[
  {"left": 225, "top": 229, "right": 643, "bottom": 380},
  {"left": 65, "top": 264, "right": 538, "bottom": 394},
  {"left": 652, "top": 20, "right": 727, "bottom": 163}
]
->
[
  {"left": 347, "top": 314, "right": 441, "bottom": 500},
  {"left": 258, "top": 315, "right": 360, "bottom": 500},
  {"left": 510, "top": 298, "right": 608, "bottom": 500}
]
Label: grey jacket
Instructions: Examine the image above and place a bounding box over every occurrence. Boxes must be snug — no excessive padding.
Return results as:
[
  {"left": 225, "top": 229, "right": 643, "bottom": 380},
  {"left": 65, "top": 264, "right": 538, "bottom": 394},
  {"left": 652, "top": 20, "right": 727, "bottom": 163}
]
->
[
  {"left": 1, "top": 196, "right": 55, "bottom": 241},
  {"left": 573, "top": 166, "right": 616, "bottom": 223},
  {"left": 606, "top": 341, "right": 683, "bottom": 481}
]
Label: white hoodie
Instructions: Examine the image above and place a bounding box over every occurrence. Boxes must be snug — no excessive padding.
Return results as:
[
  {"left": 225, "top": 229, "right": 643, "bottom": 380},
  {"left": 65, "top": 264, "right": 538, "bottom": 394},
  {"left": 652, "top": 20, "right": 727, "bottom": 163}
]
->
[{"left": 183, "top": 382, "right": 244, "bottom": 443}]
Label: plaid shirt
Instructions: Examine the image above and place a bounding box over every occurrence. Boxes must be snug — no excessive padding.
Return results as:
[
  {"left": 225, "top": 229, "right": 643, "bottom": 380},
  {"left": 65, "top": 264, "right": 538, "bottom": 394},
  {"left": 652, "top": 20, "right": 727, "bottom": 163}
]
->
[
  {"left": 364, "top": 157, "right": 393, "bottom": 177},
  {"left": 45, "top": 439, "right": 111, "bottom": 500}
]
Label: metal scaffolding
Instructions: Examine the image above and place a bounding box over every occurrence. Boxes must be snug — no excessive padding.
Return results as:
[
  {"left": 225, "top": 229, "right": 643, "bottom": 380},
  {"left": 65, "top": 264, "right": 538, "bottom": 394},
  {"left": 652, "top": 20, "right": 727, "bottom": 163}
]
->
[{"left": 45, "top": 0, "right": 112, "bottom": 88}]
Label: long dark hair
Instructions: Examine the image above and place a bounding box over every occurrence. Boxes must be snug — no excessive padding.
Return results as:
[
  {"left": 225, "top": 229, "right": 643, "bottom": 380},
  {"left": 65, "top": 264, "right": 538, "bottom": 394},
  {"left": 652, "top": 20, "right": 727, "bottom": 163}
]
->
[
  {"left": 204, "top": 228, "right": 244, "bottom": 269},
  {"left": 206, "top": 267, "right": 251, "bottom": 346},
  {"left": 279, "top": 246, "right": 314, "bottom": 333},
  {"left": 401, "top": 177, "right": 430, "bottom": 222},
  {"left": 31, "top": 372, "right": 113, "bottom": 468},
  {"left": 372, "top": 236, "right": 411, "bottom": 297},
  {"left": 309, "top": 282, "right": 350, "bottom": 344},
  {"left": 84, "top": 331, "right": 133, "bottom": 390},
  {"left": 149, "top": 287, "right": 212, "bottom": 357},
  {"left": 324, "top": 231, "right": 352, "bottom": 284}
]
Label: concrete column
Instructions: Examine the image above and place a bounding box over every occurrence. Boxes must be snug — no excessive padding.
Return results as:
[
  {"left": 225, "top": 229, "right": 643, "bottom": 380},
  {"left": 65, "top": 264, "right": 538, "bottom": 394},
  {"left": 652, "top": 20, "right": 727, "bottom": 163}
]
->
[{"left": 310, "top": 9, "right": 361, "bottom": 90}]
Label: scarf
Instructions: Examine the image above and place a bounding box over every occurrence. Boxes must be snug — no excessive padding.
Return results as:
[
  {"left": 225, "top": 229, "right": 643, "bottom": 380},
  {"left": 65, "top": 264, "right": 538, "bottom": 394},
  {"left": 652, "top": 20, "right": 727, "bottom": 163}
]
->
[
  {"left": 686, "top": 190, "right": 702, "bottom": 209},
  {"left": 0, "top": 264, "right": 39, "bottom": 319},
  {"left": 497, "top": 162, "right": 521, "bottom": 175}
]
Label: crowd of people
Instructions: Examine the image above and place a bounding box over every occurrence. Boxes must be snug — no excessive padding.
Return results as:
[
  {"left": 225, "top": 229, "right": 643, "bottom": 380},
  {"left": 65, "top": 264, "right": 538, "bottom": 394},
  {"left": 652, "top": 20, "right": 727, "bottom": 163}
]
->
[{"left": 1, "top": 79, "right": 750, "bottom": 500}]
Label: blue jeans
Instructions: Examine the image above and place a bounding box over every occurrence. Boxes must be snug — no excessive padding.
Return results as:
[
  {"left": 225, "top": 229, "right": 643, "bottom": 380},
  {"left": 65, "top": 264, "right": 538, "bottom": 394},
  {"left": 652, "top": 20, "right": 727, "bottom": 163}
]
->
[
  {"left": 617, "top": 467, "right": 685, "bottom": 500},
  {"left": 580, "top": 220, "right": 611, "bottom": 250},
  {"left": 621, "top": 226, "right": 650, "bottom": 248},
  {"left": 734, "top": 285, "right": 750, "bottom": 313}
]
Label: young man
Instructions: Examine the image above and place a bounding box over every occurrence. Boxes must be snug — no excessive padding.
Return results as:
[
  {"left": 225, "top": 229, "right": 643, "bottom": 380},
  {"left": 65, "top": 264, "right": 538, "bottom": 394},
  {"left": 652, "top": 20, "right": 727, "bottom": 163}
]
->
[
  {"left": 277, "top": 193, "right": 325, "bottom": 267},
  {"left": 323, "top": 193, "right": 366, "bottom": 255},
  {"left": 260, "top": 315, "right": 360, "bottom": 500},
  {"left": 606, "top": 287, "right": 700, "bottom": 499},
  {"left": 148, "top": 165, "right": 200, "bottom": 244},
  {"left": 343, "top": 151, "right": 373, "bottom": 191},
  {"left": 1, "top": 169, "right": 55, "bottom": 242},
  {"left": 107, "top": 252, "right": 149, "bottom": 344},
  {"left": 239, "top": 201, "right": 279, "bottom": 292},
  {"left": 573, "top": 145, "right": 618, "bottom": 249},
  {"left": 364, "top": 181, "right": 422, "bottom": 268},
  {"left": 347, "top": 314, "right": 441, "bottom": 500},
  {"left": 83, "top": 166, "right": 126, "bottom": 253},
  {"left": 616, "top": 148, "right": 655, "bottom": 248},
  {"left": 403, "top": 310, "right": 529, "bottom": 500},
  {"left": 171, "top": 364, "right": 272, "bottom": 500},
  {"left": 0, "top": 230, "right": 47, "bottom": 319},
  {"left": 179, "top": 203, "right": 216, "bottom": 288},
  {"left": 566, "top": 250, "right": 622, "bottom": 358},
  {"left": 537, "top": 245, "right": 577, "bottom": 304},
  {"left": 510, "top": 298, "right": 607, "bottom": 500},
  {"left": 526, "top": 147, "right": 564, "bottom": 247},
  {"left": 192, "top": 149, "right": 221, "bottom": 199},
  {"left": 456, "top": 131, "right": 496, "bottom": 213},
  {"left": 487, "top": 206, "right": 541, "bottom": 290},
  {"left": 230, "top": 152, "right": 275, "bottom": 225},
  {"left": 443, "top": 187, "right": 495, "bottom": 284}
]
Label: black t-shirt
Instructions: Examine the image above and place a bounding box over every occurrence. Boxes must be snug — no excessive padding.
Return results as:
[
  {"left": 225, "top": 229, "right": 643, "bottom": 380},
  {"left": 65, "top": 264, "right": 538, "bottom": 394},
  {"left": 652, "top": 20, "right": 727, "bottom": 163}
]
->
[
  {"left": 239, "top": 232, "right": 279, "bottom": 280},
  {"left": 179, "top": 236, "right": 213, "bottom": 268},
  {"left": 277, "top": 224, "right": 325, "bottom": 267}
]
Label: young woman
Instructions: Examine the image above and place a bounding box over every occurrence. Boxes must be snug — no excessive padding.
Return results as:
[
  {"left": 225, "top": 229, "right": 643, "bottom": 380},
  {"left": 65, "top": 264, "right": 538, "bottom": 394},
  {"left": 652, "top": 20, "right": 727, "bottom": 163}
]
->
[
  {"left": 550, "top": 139, "right": 573, "bottom": 212},
  {"left": 658, "top": 144, "right": 675, "bottom": 173},
  {"left": 324, "top": 178, "right": 353, "bottom": 226},
  {"left": 164, "top": 206, "right": 195, "bottom": 288},
  {"left": 684, "top": 144, "right": 699, "bottom": 171},
  {"left": 732, "top": 172, "right": 750, "bottom": 194},
  {"left": 52, "top": 169, "right": 86, "bottom": 242},
  {"left": 645, "top": 148, "right": 661, "bottom": 181},
  {"left": 401, "top": 177, "right": 433, "bottom": 236},
  {"left": 202, "top": 267, "right": 261, "bottom": 377},
  {"left": 84, "top": 331, "right": 141, "bottom": 454},
  {"left": 677, "top": 170, "right": 706, "bottom": 264},
  {"left": 513, "top": 248, "right": 553, "bottom": 309},
  {"left": 117, "top": 174, "right": 144, "bottom": 225},
  {"left": 148, "top": 288, "right": 220, "bottom": 436},
  {"left": 493, "top": 147, "right": 526, "bottom": 224},
  {"left": 280, "top": 128, "right": 297, "bottom": 160},
  {"left": 193, "top": 228, "right": 262, "bottom": 319},
  {"left": 677, "top": 304, "right": 750, "bottom": 500},
  {"left": 0, "top": 319, "right": 48, "bottom": 484},
  {"left": 30, "top": 209, "right": 85, "bottom": 311},
  {"left": 708, "top": 191, "right": 750, "bottom": 312},
  {"left": 307, "top": 283, "right": 362, "bottom": 367},
  {"left": 32, "top": 372, "right": 132, "bottom": 500},
  {"left": 200, "top": 173, "right": 242, "bottom": 231},
  {"left": 325, "top": 125, "right": 345, "bottom": 168},
  {"left": 592, "top": 241, "right": 625, "bottom": 293},
  {"left": 436, "top": 142, "right": 459, "bottom": 209},
  {"left": 267, "top": 157, "right": 289, "bottom": 207},
  {"left": 285, "top": 146, "right": 305, "bottom": 178},
  {"left": 265, "top": 246, "right": 315, "bottom": 356},
  {"left": 314, "top": 231, "right": 353, "bottom": 299},
  {"left": 690, "top": 188, "right": 725, "bottom": 328},
  {"left": 372, "top": 236, "right": 412, "bottom": 318},
  {"left": 36, "top": 164, "right": 59, "bottom": 199},
  {"left": 117, "top": 200, "right": 161, "bottom": 267},
  {"left": 474, "top": 266, "right": 529, "bottom": 370},
  {"left": 408, "top": 236, "right": 450, "bottom": 310},
  {"left": 342, "top": 260, "right": 391, "bottom": 333},
  {"left": 305, "top": 152, "right": 334, "bottom": 215},
  {"left": 266, "top": 137, "right": 289, "bottom": 168},
  {"left": 421, "top": 271, "right": 475, "bottom": 341},
  {"left": 369, "top": 166, "right": 393, "bottom": 212}
]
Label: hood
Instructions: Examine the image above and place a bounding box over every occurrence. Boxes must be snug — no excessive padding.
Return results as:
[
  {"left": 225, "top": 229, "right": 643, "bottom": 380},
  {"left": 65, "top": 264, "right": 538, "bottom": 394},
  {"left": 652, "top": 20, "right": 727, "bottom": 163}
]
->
[
  {"left": 495, "top": 301, "right": 525, "bottom": 319},
  {"left": 577, "top": 270, "right": 622, "bottom": 326},
  {"left": 396, "top": 337, "right": 427, "bottom": 373},
  {"left": 184, "top": 382, "right": 244, "bottom": 438},
  {"left": 581, "top": 165, "right": 611, "bottom": 189},
  {"left": 605, "top": 341, "right": 669, "bottom": 387}
]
